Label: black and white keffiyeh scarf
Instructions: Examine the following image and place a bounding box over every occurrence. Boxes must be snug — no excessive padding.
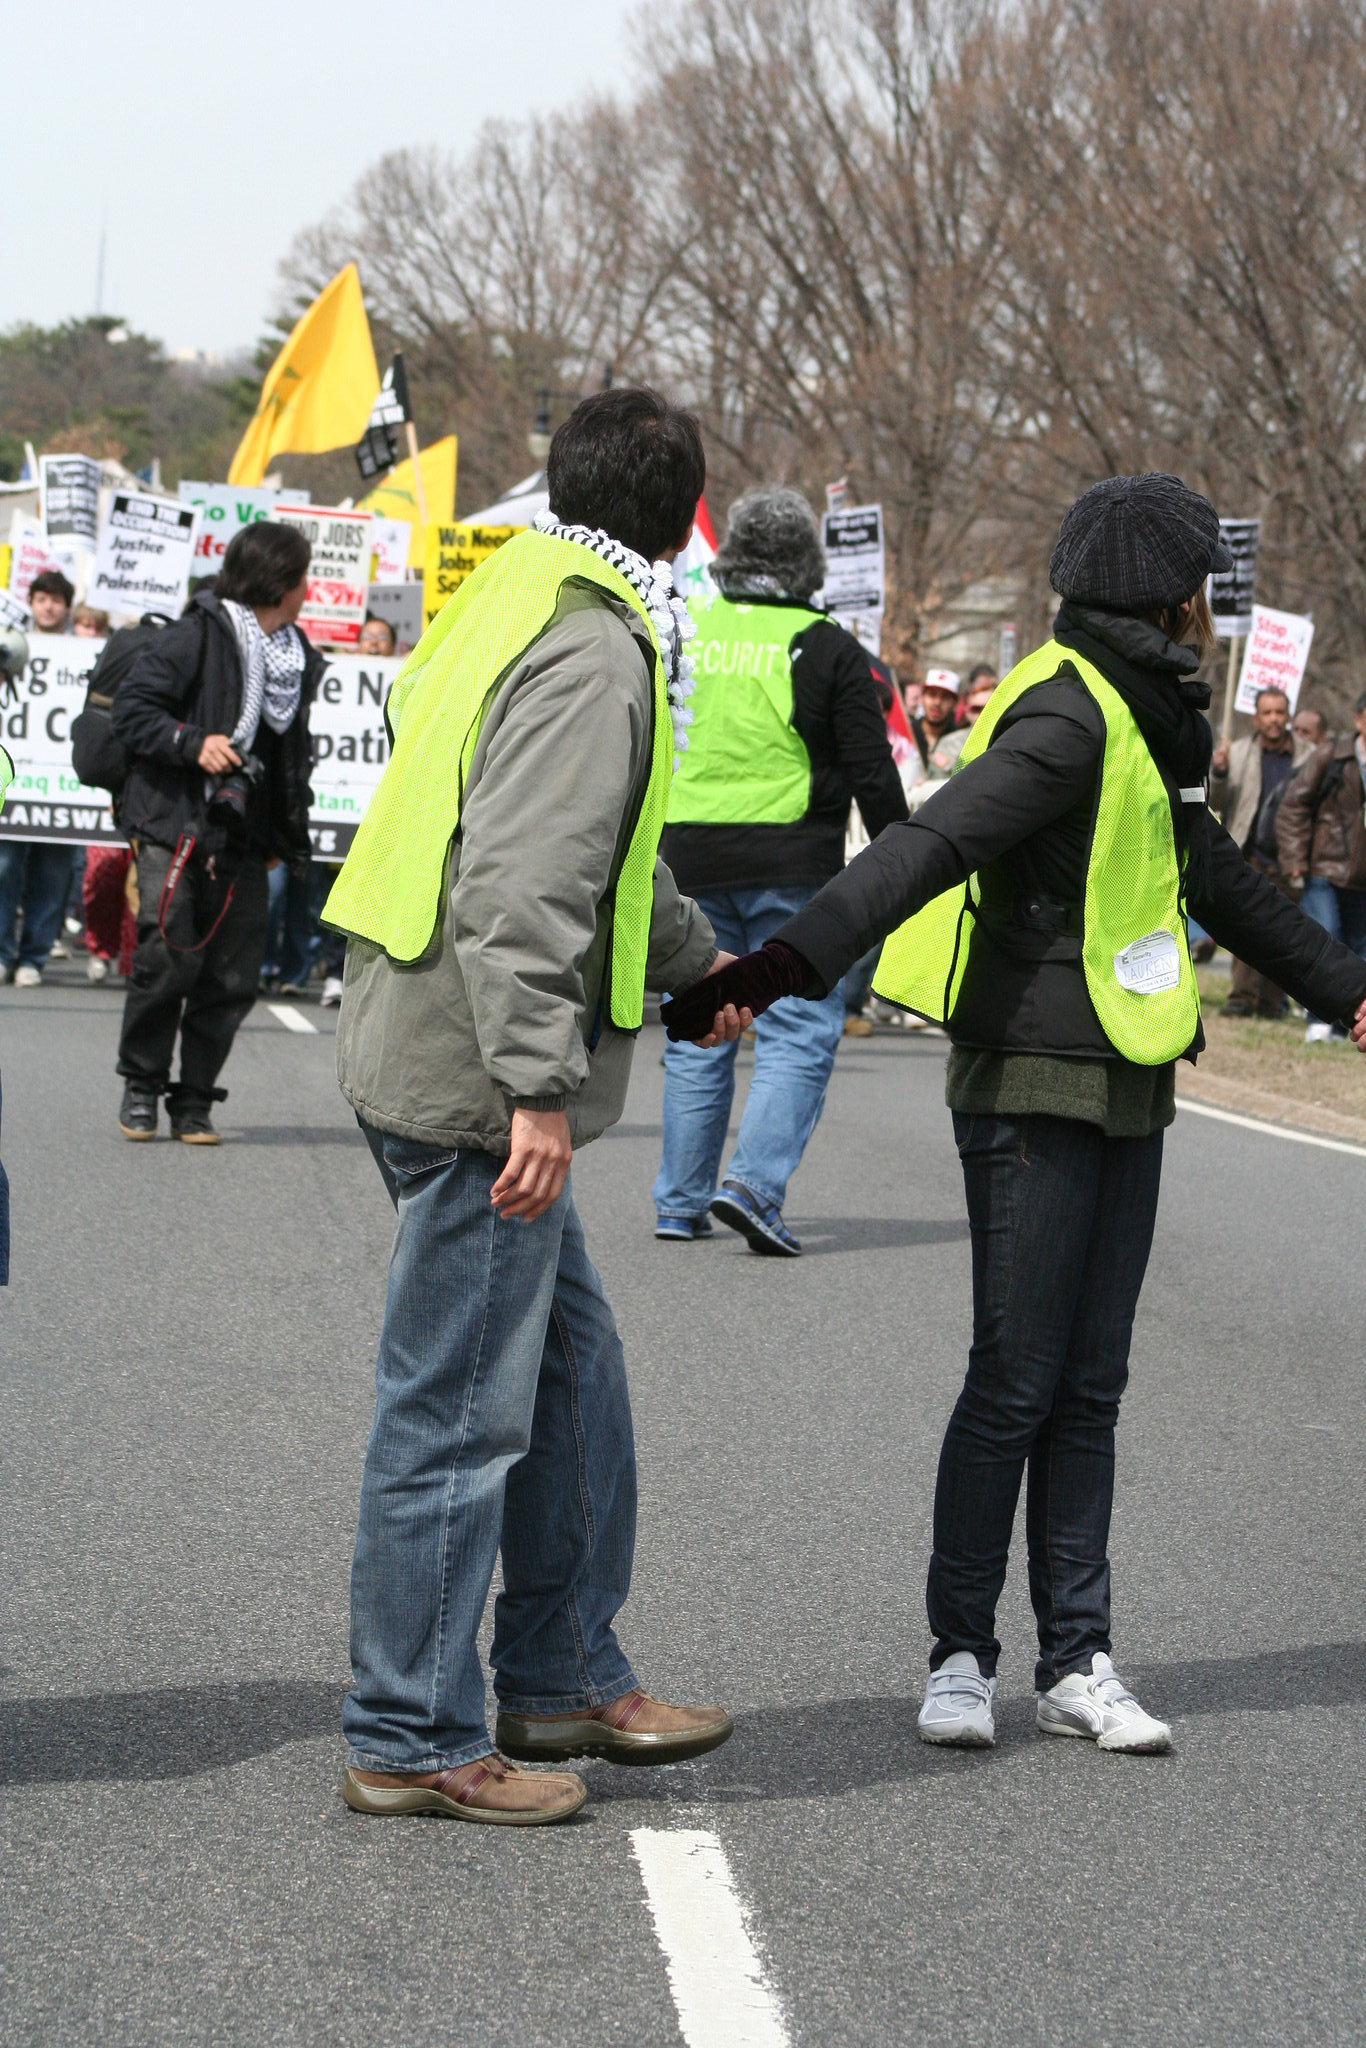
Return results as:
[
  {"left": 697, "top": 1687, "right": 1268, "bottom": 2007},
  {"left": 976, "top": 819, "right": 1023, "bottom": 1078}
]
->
[
  {"left": 222, "top": 599, "right": 307, "bottom": 750},
  {"left": 533, "top": 510, "right": 695, "bottom": 761}
]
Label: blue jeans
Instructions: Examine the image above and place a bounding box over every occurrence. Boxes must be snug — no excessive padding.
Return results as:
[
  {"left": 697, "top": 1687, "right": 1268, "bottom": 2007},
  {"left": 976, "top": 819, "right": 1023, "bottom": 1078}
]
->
[
  {"left": 653, "top": 886, "right": 845, "bottom": 1218},
  {"left": 262, "top": 861, "right": 326, "bottom": 987},
  {"left": 0, "top": 843, "right": 79, "bottom": 971},
  {"left": 344, "top": 1133, "right": 638, "bottom": 1771},
  {"left": 1300, "top": 879, "right": 1366, "bottom": 1024},
  {"left": 930, "top": 1112, "right": 1164, "bottom": 1690}
]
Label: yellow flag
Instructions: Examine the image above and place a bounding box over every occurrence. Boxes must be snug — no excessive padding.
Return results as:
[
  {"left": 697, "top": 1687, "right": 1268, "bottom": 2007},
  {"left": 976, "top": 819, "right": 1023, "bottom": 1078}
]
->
[
  {"left": 359, "top": 437, "right": 458, "bottom": 563},
  {"left": 228, "top": 265, "right": 380, "bottom": 486}
]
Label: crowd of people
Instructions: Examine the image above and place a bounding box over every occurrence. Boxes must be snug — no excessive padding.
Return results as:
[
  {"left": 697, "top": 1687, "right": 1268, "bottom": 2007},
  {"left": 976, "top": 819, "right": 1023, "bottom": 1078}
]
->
[{"left": 5, "top": 394, "right": 1366, "bottom": 1830}]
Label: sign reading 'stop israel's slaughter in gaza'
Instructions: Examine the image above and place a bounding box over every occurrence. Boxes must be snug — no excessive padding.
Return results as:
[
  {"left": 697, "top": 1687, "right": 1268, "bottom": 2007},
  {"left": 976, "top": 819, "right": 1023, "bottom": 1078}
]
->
[{"left": 88, "top": 494, "right": 197, "bottom": 617}]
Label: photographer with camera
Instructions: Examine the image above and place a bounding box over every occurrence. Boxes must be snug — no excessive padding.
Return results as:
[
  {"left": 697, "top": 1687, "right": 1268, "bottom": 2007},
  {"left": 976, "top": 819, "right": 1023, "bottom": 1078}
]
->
[{"left": 111, "top": 523, "right": 321, "bottom": 1143}]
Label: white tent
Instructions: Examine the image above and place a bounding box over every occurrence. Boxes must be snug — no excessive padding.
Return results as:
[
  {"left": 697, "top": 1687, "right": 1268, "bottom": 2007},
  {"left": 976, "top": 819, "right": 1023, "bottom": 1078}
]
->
[{"left": 464, "top": 470, "right": 550, "bottom": 526}]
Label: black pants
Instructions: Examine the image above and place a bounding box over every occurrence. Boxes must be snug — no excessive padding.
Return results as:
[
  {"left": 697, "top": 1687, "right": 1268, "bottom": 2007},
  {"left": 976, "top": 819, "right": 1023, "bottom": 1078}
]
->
[
  {"left": 928, "top": 1111, "right": 1164, "bottom": 1689},
  {"left": 117, "top": 843, "right": 269, "bottom": 1109}
]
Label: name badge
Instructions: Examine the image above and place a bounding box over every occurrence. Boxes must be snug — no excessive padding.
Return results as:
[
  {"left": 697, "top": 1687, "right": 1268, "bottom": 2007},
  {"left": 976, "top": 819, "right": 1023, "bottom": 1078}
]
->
[{"left": 1114, "top": 930, "right": 1181, "bottom": 994}]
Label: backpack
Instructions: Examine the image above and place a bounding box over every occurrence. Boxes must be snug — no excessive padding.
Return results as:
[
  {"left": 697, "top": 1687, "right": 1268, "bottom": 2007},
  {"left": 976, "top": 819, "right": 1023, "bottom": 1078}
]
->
[
  {"left": 1250, "top": 772, "right": 1293, "bottom": 864},
  {"left": 70, "top": 613, "right": 174, "bottom": 796}
]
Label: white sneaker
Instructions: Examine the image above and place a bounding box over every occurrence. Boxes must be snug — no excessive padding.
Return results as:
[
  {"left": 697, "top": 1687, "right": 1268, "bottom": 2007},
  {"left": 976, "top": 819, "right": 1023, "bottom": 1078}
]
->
[
  {"left": 87, "top": 955, "right": 109, "bottom": 983},
  {"left": 917, "top": 1651, "right": 997, "bottom": 1746},
  {"left": 1036, "top": 1652, "right": 1171, "bottom": 1752},
  {"left": 13, "top": 964, "right": 42, "bottom": 987},
  {"left": 1304, "top": 1020, "right": 1336, "bottom": 1043},
  {"left": 320, "top": 975, "right": 344, "bottom": 1007}
]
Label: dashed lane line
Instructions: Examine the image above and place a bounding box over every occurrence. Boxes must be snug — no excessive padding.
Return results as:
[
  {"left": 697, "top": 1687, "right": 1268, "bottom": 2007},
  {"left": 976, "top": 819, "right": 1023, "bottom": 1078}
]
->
[
  {"left": 1175, "top": 1094, "right": 1366, "bottom": 1159},
  {"left": 266, "top": 1002, "right": 319, "bottom": 1035},
  {"left": 630, "top": 1828, "right": 790, "bottom": 2048}
]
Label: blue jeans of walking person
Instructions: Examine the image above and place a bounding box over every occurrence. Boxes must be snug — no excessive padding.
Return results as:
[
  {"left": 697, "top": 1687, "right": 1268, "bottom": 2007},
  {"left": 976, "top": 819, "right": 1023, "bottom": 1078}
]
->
[
  {"left": 0, "top": 843, "right": 79, "bottom": 973},
  {"left": 1299, "top": 879, "right": 1366, "bottom": 1025},
  {"left": 653, "top": 885, "right": 845, "bottom": 1221},
  {"left": 344, "top": 1132, "right": 638, "bottom": 1772},
  {"left": 929, "top": 1112, "right": 1164, "bottom": 1691}
]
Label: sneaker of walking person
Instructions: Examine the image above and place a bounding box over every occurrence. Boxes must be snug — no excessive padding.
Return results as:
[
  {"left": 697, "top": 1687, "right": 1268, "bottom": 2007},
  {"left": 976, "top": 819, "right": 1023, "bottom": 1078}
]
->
[
  {"left": 709, "top": 1178, "right": 800, "bottom": 1256},
  {"left": 1037, "top": 1652, "right": 1171, "bottom": 1752},
  {"left": 320, "top": 974, "right": 344, "bottom": 1007},
  {"left": 917, "top": 1651, "right": 996, "bottom": 1747},
  {"left": 654, "top": 1212, "right": 713, "bottom": 1242},
  {"left": 321, "top": 388, "right": 743, "bottom": 1821},
  {"left": 651, "top": 487, "right": 908, "bottom": 1247}
]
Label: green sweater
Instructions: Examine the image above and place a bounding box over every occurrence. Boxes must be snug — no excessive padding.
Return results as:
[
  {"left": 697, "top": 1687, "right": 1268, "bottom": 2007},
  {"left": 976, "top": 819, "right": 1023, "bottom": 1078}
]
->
[{"left": 945, "top": 1047, "right": 1176, "bottom": 1137}]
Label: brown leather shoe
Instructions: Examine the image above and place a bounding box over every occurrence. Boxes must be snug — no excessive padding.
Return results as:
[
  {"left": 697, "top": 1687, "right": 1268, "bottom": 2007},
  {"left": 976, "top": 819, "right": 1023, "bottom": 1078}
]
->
[
  {"left": 343, "top": 1752, "right": 586, "bottom": 1825},
  {"left": 497, "top": 1689, "right": 734, "bottom": 1766}
]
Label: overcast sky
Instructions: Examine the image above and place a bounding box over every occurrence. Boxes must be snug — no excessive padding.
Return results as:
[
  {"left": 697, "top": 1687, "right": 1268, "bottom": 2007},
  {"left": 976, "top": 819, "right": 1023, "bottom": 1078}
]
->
[{"left": 6, "top": 1, "right": 635, "bottom": 357}]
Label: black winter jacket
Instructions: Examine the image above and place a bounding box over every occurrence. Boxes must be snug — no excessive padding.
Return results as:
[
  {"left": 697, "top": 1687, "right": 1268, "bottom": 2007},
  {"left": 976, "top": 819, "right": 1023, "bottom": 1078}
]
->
[
  {"left": 777, "top": 619, "right": 1366, "bottom": 1050},
  {"left": 660, "top": 606, "right": 908, "bottom": 894},
  {"left": 112, "top": 592, "right": 321, "bottom": 861}
]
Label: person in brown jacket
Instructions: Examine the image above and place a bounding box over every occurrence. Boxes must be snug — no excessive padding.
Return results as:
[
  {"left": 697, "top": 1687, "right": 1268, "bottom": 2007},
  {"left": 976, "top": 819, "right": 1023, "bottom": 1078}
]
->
[
  {"left": 1277, "top": 691, "right": 1366, "bottom": 1040},
  {"left": 1209, "top": 686, "right": 1311, "bottom": 1016}
]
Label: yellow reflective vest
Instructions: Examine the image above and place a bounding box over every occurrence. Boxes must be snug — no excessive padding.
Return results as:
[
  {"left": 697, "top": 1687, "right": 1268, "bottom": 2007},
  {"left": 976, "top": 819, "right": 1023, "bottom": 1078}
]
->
[
  {"left": 872, "top": 639, "right": 1201, "bottom": 1065},
  {"left": 667, "top": 593, "right": 823, "bottom": 825},
  {"left": 323, "top": 529, "right": 674, "bottom": 1031}
]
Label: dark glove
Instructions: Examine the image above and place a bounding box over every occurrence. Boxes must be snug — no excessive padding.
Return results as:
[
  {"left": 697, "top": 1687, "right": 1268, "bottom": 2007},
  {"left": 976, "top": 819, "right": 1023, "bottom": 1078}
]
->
[{"left": 660, "top": 941, "right": 813, "bottom": 1041}]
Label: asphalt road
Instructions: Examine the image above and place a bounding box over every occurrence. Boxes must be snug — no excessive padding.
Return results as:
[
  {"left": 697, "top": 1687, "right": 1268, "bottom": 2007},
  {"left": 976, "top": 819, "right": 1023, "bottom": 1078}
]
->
[{"left": 2, "top": 971, "right": 1365, "bottom": 2046}]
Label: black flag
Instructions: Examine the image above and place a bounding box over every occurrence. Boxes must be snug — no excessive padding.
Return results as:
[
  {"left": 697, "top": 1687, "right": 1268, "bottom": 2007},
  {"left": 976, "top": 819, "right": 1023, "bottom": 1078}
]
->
[{"left": 354, "top": 354, "right": 413, "bottom": 482}]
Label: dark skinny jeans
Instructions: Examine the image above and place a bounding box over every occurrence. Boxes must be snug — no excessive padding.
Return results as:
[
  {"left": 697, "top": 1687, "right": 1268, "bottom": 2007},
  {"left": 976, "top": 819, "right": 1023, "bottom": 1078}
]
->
[{"left": 928, "top": 1111, "right": 1163, "bottom": 1690}]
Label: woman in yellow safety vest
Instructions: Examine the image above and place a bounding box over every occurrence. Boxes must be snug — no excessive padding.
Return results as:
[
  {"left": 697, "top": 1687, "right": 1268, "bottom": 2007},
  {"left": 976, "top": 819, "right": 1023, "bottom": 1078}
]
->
[{"left": 662, "top": 474, "right": 1366, "bottom": 1755}]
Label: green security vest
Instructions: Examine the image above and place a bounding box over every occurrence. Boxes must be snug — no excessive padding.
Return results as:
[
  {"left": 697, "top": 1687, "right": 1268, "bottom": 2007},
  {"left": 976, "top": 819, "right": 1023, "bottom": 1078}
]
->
[
  {"left": 666, "top": 593, "right": 824, "bottom": 824},
  {"left": 322, "top": 529, "right": 674, "bottom": 1031},
  {"left": 872, "top": 638, "right": 1201, "bottom": 1065}
]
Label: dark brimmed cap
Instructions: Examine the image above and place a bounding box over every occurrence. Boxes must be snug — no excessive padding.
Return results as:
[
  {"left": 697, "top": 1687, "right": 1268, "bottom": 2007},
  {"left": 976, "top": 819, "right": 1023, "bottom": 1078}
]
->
[{"left": 1049, "top": 473, "right": 1232, "bottom": 612}]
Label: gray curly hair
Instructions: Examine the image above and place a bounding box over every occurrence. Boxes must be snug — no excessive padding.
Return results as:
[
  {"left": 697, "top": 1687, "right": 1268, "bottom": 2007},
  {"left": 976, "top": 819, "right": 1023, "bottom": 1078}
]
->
[{"left": 711, "top": 486, "right": 825, "bottom": 602}]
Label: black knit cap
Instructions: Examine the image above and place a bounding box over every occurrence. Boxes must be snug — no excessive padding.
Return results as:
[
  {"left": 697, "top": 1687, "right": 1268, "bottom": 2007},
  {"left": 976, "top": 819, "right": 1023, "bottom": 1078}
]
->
[{"left": 1049, "top": 473, "right": 1232, "bottom": 612}]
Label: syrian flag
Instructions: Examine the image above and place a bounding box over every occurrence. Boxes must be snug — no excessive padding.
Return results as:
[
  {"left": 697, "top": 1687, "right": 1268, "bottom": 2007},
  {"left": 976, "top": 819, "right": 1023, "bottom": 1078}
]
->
[
  {"left": 672, "top": 495, "right": 717, "bottom": 603},
  {"left": 354, "top": 353, "right": 413, "bottom": 482}
]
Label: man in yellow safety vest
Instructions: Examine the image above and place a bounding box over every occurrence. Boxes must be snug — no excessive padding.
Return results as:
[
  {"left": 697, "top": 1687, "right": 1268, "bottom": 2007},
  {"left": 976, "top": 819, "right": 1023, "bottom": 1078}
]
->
[{"left": 325, "top": 390, "right": 752, "bottom": 1826}]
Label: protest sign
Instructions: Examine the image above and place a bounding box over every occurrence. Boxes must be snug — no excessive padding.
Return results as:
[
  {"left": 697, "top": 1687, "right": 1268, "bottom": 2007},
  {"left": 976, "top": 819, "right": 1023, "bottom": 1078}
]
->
[
  {"left": 40, "top": 455, "right": 100, "bottom": 546},
  {"left": 8, "top": 516, "right": 70, "bottom": 605},
  {"left": 306, "top": 651, "right": 402, "bottom": 858},
  {"left": 0, "top": 637, "right": 121, "bottom": 845},
  {"left": 368, "top": 517, "right": 413, "bottom": 584},
  {"left": 273, "top": 503, "right": 372, "bottom": 647},
  {"left": 424, "top": 522, "right": 520, "bottom": 627},
  {"left": 89, "top": 494, "right": 196, "bottom": 617},
  {"left": 1234, "top": 604, "right": 1314, "bottom": 716},
  {"left": 1208, "top": 519, "right": 1259, "bottom": 639},
  {"left": 364, "top": 581, "right": 424, "bottom": 654},
  {"left": 822, "top": 505, "right": 885, "bottom": 615},
  {"left": 821, "top": 503, "right": 885, "bottom": 649},
  {"left": 0, "top": 585, "right": 31, "bottom": 630},
  {"left": 178, "top": 481, "right": 309, "bottom": 578}
]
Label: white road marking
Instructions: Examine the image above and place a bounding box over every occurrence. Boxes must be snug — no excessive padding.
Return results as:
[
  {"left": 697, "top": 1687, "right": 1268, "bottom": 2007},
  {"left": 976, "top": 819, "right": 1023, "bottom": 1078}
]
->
[
  {"left": 629, "top": 1828, "right": 790, "bottom": 2048},
  {"left": 266, "top": 1002, "right": 318, "bottom": 1035},
  {"left": 1175, "top": 1094, "right": 1366, "bottom": 1160}
]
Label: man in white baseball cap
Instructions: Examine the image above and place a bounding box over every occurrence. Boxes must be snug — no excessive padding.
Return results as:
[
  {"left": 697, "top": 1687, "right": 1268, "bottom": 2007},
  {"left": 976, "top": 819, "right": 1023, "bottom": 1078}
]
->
[{"left": 907, "top": 667, "right": 965, "bottom": 809}]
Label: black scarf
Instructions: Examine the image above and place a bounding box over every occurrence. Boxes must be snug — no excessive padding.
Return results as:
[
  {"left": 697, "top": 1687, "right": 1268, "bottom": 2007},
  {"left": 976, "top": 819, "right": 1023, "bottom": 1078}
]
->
[{"left": 1053, "top": 600, "right": 1214, "bottom": 903}]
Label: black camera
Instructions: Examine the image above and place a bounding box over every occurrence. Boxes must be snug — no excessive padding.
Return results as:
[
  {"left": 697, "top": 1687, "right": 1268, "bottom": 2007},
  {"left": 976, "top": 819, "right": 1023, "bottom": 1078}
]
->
[{"left": 207, "top": 750, "right": 265, "bottom": 826}]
